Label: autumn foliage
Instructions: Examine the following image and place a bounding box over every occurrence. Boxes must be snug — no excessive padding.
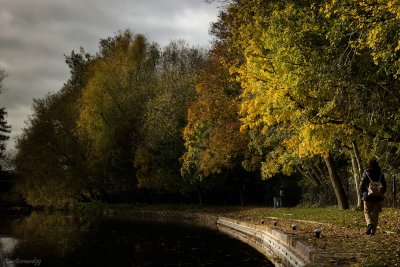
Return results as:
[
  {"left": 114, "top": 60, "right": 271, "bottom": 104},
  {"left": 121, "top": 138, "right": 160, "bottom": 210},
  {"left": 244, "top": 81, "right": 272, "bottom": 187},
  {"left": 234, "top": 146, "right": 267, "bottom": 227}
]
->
[{"left": 14, "top": 1, "right": 400, "bottom": 208}]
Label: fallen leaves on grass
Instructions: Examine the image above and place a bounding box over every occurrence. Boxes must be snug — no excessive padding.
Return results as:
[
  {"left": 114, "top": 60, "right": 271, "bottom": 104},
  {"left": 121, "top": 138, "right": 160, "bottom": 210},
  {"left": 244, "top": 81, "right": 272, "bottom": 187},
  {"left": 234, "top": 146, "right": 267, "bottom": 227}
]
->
[{"left": 217, "top": 207, "right": 400, "bottom": 266}]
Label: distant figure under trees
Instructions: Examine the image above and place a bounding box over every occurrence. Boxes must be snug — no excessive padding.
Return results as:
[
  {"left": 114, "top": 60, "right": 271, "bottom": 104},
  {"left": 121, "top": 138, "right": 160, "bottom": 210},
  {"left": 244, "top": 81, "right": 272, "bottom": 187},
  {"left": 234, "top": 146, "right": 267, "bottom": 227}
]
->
[{"left": 273, "top": 185, "right": 285, "bottom": 208}]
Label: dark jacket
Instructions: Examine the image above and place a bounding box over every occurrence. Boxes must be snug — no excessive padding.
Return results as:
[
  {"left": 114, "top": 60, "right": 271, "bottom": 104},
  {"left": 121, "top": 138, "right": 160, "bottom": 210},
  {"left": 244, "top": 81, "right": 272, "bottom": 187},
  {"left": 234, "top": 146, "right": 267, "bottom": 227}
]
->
[{"left": 359, "top": 168, "right": 387, "bottom": 201}]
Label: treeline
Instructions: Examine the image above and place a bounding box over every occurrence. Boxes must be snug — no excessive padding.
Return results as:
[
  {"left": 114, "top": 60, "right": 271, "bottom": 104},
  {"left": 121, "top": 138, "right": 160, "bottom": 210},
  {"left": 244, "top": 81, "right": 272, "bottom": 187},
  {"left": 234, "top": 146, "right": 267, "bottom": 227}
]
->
[
  {"left": 0, "top": 69, "right": 18, "bottom": 206},
  {"left": 0, "top": 69, "right": 11, "bottom": 169},
  {"left": 14, "top": 0, "right": 400, "bottom": 209}
]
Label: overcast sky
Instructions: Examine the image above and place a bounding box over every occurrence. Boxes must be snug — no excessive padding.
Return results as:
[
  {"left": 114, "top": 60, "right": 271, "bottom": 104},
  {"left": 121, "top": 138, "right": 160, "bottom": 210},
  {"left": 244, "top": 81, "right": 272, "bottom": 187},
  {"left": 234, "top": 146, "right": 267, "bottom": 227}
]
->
[{"left": 0, "top": 0, "right": 221, "bottom": 151}]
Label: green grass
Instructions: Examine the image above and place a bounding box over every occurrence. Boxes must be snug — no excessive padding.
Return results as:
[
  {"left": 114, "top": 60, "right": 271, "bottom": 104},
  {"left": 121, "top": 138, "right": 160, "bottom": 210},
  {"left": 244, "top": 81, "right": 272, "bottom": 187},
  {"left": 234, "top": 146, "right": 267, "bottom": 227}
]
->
[
  {"left": 262, "top": 207, "right": 364, "bottom": 227},
  {"left": 258, "top": 206, "right": 399, "bottom": 232}
]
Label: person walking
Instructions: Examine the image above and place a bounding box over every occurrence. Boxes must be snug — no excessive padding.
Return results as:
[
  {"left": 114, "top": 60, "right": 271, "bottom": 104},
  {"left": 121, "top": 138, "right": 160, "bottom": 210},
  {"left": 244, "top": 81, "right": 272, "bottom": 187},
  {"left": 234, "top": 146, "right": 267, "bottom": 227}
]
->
[
  {"left": 278, "top": 185, "right": 285, "bottom": 208},
  {"left": 359, "top": 158, "right": 387, "bottom": 235}
]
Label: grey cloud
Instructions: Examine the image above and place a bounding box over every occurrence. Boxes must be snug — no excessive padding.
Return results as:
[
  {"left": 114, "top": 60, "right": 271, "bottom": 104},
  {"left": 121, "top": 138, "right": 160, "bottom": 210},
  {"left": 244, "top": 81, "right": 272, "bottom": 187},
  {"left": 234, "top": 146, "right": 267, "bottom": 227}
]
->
[{"left": 0, "top": 0, "right": 219, "bottom": 150}]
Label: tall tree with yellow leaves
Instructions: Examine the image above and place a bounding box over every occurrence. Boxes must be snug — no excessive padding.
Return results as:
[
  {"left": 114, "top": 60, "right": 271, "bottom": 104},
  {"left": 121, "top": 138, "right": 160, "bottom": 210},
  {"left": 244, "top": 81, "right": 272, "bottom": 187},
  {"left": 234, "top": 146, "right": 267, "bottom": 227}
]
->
[{"left": 224, "top": 0, "right": 354, "bottom": 208}]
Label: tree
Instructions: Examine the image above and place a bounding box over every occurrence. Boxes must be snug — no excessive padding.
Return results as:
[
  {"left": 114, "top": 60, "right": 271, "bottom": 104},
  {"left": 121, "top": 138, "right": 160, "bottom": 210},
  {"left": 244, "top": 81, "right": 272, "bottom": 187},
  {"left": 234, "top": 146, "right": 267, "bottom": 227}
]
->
[
  {"left": 214, "top": 0, "right": 400, "bottom": 209},
  {"left": 0, "top": 70, "right": 11, "bottom": 172},
  {"left": 324, "top": 0, "right": 400, "bottom": 170},
  {"left": 77, "top": 31, "right": 160, "bottom": 199},
  {"left": 180, "top": 49, "right": 253, "bottom": 201},
  {"left": 215, "top": 0, "right": 354, "bottom": 208},
  {"left": 15, "top": 51, "right": 92, "bottom": 207},
  {"left": 134, "top": 41, "right": 206, "bottom": 195}
]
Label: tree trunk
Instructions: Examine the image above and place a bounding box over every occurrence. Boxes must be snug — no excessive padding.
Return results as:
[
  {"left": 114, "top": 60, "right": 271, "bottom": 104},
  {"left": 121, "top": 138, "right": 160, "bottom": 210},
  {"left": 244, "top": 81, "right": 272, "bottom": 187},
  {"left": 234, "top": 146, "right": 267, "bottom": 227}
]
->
[
  {"left": 310, "top": 167, "right": 321, "bottom": 187},
  {"left": 314, "top": 162, "right": 326, "bottom": 180},
  {"left": 351, "top": 141, "right": 363, "bottom": 178},
  {"left": 324, "top": 153, "right": 349, "bottom": 210},
  {"left": 295, "top": 165, "right": 319, "bottom": 187},
  {"left": 350, "top": 151, "right": 362, "bottom": 209}
]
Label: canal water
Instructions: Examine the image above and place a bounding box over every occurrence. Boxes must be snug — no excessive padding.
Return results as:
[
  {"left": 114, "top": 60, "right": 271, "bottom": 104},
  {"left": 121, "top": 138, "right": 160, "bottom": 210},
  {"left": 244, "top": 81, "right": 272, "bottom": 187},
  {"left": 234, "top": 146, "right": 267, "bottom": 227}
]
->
[{"left": 0, "top": 211, "right": 273, "bottom": 266}]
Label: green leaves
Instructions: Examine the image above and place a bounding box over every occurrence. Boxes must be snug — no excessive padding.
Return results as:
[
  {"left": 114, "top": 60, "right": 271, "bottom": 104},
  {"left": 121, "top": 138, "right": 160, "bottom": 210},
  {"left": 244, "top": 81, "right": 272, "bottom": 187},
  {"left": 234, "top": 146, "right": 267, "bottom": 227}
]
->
[{"left": 133, "top": 41, "right": 205, "bottom": 193}]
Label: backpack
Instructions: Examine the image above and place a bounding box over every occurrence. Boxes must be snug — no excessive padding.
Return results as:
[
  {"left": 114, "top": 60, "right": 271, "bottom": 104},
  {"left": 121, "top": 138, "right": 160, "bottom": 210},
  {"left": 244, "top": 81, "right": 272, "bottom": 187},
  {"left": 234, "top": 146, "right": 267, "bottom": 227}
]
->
[{"left": 366, "top": 172, "right": 384, "bottom": 197}]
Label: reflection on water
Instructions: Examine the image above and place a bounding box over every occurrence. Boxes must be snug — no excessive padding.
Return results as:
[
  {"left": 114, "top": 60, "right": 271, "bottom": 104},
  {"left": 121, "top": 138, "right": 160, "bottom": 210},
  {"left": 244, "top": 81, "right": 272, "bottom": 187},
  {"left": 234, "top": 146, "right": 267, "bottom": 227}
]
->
[
  {"left": 0, "top": 211, "right": 273, "bottom": 267},
  {"left": 0, "top": 237, "right": 18, "bottom": 267},
  {"left": 0, "top": 237, "right": 18, "bottom": 255}
]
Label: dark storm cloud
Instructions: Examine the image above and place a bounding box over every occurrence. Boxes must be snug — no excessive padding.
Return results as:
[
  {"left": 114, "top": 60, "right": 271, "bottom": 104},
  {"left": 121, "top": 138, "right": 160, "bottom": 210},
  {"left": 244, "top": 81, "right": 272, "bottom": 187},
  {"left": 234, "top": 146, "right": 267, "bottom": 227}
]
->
[{"left": 0, "top": 0, "right": 219, "bottom": 149}]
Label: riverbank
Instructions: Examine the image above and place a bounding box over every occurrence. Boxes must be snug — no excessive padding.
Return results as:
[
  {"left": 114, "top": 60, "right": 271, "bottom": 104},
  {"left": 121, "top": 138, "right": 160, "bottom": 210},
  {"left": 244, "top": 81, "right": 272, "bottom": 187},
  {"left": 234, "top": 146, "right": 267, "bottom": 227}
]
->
[
  {"left": 71, "top": 203, "right": 400, "bottom": 266},
  {"left": 215, "top": 206, "right": 400, "bottom": 266}
]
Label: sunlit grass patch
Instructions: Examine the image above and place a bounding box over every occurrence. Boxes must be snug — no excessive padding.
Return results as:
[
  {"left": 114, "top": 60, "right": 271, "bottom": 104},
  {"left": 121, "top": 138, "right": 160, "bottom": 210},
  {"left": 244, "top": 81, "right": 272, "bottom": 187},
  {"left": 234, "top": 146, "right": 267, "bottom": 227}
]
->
[{"left": 261, "top": 207, "right": 364, "bottom": 227}]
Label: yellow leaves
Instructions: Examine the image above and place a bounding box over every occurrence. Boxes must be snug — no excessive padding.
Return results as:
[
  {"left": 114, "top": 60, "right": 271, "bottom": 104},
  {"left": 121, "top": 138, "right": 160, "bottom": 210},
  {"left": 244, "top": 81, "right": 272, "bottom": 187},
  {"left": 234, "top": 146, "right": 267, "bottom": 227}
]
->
[
  {"left": 76, "top": 33, "right": 152, "bottom": 162},
  {"left": 261, "top": 160, "right": 279, "bottom": 179},
  {"left": 297, "top": 124, "right": 328, "bottom": 157},
  {"left": 225, "top": 0, "right": 398, "bottom": 181},
  {"left": 395, "top": 40, "right": 400, "bottom": 52},
  {"left": 328, "top": 0, "right": 400, "bottom": 71},
  {"left": 366, "top": 26, "right": 383, "bottom": 50}
]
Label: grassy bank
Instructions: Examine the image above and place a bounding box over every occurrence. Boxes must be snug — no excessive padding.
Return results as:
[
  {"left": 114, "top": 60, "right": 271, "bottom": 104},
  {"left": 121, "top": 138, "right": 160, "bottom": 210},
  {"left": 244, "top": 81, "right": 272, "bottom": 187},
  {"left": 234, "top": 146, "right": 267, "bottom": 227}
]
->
[
  {"left": 71, "top": 203, "right": 400, "bottom": 233},
  {"left": 225, "top": 206, "right": 400, "bottom": 233}
]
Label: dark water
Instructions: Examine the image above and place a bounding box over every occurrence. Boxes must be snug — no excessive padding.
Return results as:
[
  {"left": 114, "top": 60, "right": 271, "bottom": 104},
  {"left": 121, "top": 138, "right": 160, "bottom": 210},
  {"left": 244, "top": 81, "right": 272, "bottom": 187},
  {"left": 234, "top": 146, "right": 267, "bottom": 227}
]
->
[{"left": 0, "top": 212, "right": 273, "bottom": 267}]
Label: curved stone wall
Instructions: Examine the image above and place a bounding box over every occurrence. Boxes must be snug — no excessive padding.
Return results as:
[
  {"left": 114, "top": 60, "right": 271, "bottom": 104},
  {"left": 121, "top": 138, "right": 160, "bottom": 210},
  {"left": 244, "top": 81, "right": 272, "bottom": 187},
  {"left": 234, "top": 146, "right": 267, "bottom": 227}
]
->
[{"left": 217, "top": 217, "right": 315, "bottom": 267}]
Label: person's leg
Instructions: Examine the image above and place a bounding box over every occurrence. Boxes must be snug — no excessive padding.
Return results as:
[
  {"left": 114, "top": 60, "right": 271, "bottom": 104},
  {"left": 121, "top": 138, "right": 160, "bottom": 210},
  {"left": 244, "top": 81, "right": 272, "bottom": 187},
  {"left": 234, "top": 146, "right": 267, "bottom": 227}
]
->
[
  {"left": 370, "top": 201, "right": 381, "bottom": 234},
  {"left": 364, "top": 201, "right": 373, "bottom": 234},
  {"left": 364, "top": 201, "right": 373, "bottom": 225}
]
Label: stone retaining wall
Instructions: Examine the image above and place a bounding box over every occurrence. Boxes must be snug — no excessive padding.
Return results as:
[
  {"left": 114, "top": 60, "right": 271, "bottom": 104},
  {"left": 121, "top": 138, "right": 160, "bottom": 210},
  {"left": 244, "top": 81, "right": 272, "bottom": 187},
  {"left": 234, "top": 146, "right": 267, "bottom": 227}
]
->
[{"left": 217, "top": 217, "right": 314, "bottom": 267}]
